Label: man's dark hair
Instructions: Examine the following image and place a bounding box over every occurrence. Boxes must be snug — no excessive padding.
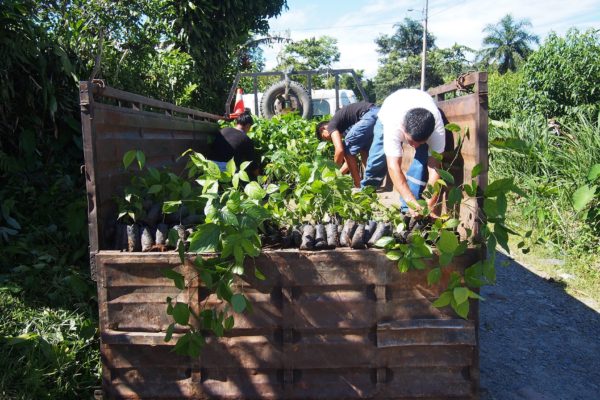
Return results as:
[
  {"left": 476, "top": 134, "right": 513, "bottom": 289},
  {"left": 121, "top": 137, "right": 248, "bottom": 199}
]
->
[
  {"left": 403, "top": 108, "right": 435, "bottom": 142},
  {"left": 315, "top": 120, "right": 329, "bottom": 140},
  {"left": 236, "top": 110, "right": 253, "bottom": 127}
]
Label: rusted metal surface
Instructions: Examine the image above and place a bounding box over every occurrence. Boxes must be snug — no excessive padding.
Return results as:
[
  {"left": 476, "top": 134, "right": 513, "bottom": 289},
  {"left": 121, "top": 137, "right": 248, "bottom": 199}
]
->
[
  {"left": 79, "top": 82, "right": 221, "bottom": 257},
  {"left": 97, "top": 250, "right": 479, "bottom": 399},
  {"left": 80, "top": 73, "right": 488, "bottom": 399}
]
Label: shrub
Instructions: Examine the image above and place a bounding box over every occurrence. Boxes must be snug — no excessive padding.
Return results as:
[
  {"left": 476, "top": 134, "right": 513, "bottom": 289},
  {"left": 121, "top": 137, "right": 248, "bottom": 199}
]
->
[
  {"left": 517, "top": 29, "right": 600, "bottom": 118},
  {"left": 488, "top": 71, "right": 523, "bottom": 120}
]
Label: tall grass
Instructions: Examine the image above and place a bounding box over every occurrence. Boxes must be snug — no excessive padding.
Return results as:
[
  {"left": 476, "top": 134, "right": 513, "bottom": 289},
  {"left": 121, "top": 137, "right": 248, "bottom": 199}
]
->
[{"left": 489, "top": 111, "right": 600, "bottom": 253}]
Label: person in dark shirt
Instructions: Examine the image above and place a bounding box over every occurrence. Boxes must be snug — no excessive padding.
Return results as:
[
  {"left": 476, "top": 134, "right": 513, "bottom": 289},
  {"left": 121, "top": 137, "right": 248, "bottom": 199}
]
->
[
  {"left": 315, "top": 101, "right": 380, "bottom": 188},
  {"left": 211, "top": 111, "right": 260, "bottom": 176}
]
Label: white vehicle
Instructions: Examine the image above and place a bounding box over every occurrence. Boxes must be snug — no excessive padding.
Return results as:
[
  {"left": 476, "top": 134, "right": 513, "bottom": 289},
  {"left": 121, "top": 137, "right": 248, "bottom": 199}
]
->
[{"left": 243, "top": 88, "right": 358, "bottom": 118}]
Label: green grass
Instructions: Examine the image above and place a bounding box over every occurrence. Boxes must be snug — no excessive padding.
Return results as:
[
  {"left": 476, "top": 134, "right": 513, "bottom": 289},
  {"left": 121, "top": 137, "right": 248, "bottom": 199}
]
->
[
  {"left": 0, "top": 290, "right": 100, "bottom": 399},
  {"left": 489, "top": 110, "right": 600, "bottom": 306}
]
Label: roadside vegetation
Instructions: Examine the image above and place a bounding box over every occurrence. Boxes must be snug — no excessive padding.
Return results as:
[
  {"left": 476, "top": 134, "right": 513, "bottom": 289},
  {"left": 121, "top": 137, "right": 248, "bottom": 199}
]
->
[
  {"left": 487, "top": 28, "right": 600, "bottom": 303},
  {"left": 1, "top": 0, "right": 599, "bottom": 397}
]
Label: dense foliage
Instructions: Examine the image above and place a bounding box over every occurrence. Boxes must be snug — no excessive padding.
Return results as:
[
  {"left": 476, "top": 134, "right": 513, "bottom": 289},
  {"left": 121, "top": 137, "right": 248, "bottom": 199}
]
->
[
  {"left": 517, "top": 29, "right": 600, "bottom": 118},
  {"left": 372, "top": 18, "right": 473, "bottom": 99},
  {"left": 0, "top": 0, "right": 287, "bottom": 397}
]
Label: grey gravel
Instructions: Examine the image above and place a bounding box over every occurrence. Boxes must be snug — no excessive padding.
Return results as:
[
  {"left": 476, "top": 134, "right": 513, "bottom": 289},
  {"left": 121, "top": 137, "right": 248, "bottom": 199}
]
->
[{"left": 479, "top": 252, "right": 600, "bottom": 400}]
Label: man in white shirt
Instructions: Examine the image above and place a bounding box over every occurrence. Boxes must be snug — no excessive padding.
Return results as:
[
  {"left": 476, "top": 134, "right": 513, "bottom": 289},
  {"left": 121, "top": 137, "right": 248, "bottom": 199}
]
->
[{"left": 366, "top": 88, "right": 445, "bottom": 216}]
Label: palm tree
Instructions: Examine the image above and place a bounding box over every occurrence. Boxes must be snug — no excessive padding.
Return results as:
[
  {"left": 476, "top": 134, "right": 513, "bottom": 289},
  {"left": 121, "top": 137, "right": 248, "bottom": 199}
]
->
[{"left": 479, "top": 14, "right": 539, "bottom": 74}]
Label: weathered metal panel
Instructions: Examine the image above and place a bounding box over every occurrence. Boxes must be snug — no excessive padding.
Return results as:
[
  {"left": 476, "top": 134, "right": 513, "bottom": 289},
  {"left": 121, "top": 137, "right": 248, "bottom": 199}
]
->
[
  {"left": 79, "top": 83, "right": 221, "bottom": 254},
  {"left": 96, "top": 249, "right": 480, "bottom": 399}
]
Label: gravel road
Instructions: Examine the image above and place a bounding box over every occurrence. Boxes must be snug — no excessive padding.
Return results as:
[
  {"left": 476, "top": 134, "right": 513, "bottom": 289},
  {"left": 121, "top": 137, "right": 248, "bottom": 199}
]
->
[{"left": 479, "top": 252, "right": 600, "bottom": 400}]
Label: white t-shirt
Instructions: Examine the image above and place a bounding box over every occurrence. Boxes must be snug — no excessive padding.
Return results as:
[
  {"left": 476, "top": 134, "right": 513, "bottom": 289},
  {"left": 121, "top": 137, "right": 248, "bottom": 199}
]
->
[{"left": 378, "top": 89, "right": 445, "bottom": 158}]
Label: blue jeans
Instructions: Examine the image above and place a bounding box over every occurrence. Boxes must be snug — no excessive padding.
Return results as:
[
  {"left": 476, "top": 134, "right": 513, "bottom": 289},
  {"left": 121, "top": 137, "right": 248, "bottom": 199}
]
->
[
  {"left": 360, "top": 119, "right": 387, "bottom": 187},
  {"left": 360, "top": 120, "right": 429, "bottom": 210},
  {"left": 344, "top": 107, "right": 379, "bottom": 156},
  {"left": 398, "top": 144, "right": 429, "bottom": 211}
]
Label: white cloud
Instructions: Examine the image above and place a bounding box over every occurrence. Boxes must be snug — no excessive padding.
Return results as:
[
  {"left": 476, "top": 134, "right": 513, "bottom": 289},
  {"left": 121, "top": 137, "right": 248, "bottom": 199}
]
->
[{"left": 262, "top": 0, "right": 600, "bottom": 79}]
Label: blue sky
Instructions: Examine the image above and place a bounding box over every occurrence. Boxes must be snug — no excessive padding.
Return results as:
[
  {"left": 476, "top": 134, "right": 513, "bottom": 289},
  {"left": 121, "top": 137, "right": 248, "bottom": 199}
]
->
[{"left": 262, "top": 0, "right": 600, "bottom": 78}]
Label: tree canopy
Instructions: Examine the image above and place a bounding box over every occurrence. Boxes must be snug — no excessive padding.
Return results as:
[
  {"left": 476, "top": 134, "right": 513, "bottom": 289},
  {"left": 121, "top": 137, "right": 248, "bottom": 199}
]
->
[
  {"left": 479, "top": 14, "right": 539, "bottom": 74},
  {"left": 276, "top": 36, "right": 340, "bottom": 71}
]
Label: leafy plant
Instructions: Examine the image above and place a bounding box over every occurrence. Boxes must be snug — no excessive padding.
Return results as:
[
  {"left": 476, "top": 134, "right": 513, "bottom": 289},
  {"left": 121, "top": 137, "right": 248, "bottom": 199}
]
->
[{"left": 375, "top": 124, "right": 526, "bottom": 318}]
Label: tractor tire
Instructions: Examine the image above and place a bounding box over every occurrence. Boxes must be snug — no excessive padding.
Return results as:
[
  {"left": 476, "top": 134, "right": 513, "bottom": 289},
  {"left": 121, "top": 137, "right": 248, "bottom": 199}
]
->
[{"left": 260, "top": 80, "right": 312, "bottom": 119}]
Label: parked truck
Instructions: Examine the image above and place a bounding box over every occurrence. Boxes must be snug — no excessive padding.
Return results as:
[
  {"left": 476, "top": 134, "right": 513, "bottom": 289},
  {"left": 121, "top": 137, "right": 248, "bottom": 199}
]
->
[
  {"left": 81, "top": 72, "right": 488, "bottom": 399},
  {"left": 225, "top": 68, "right": 369, "bottom": 119}
]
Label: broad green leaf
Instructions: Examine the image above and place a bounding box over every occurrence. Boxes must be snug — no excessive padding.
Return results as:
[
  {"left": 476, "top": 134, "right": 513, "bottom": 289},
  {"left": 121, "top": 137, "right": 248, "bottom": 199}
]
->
[
  {"left": 445, "top": 123, "right": 461, "bottom": 132},
  {"left": 398, "top": 258, "right": 410, "bottom": 273},
  {"left": 483, "top": 198, "right": 499, "bottom": 219},
  {"left": 496, "top": 193, "right": 508, "bottom": 215},
  {"left": 162, "top": 269, "right": 185, "bottom": 290},
  {"left": 226, "top": 158, "right": 236, "bottom": 175},
  {"left": 240, "top": 161, "right": 251, "bottom": 171},
  {"left": 217, "top": 281, "right": 233, "bottom": 302},
  {"left": 231, "top": 294, "right": 247, "bottom": 313},
  {"left": 224, "top": 316, "right": 235, "bottom": 330},
  {"left": 266, "top": 184, "right": 279, "bottom": 194},
  {"left": 427, "top": 267, "right": 441, "bottom": 285},
  {"left": 573, "top": 184, "right": 596, "bottom": 211},
  {"left": 375, "top": 236, "right": 394, "bottom": 248},
  {"left": 148, "top": 184, "right": 162, "bottom": 194},
  {"left": 188, "top": 223, "right": 220, "bottom": 253},
  {"left": 123, "top": 150, "right": 136, "bottom": 169},
  {"left": 439, "top": 251, "right": 453, "bottom": 267},
  {"left": 443, "top": 218, "right": 460, "bottom": 229},
  {"left": 221, "top": 208, "right": 239, "bottom": 226},
  {"left": 254, "top": 267, "right": 266, "bottom": 280},
  {"left": 471, "top": 163, "right": 482, "bottom": 178},
  {"left": 490, "top": 138, "right": 529, "bottom": 153},
  {"left": 447, "top": 187, "right": 462, "bottom": 207},
  {"left": 453, "top": 287, "right": 469, "bottom": 304},
  {"left": 181, "top": 181, "right": 192, "bottom": 198},
  {"left": 452, "top": 298, "right": 469, "bottom": 319},
  {"left": 432, "top": 291, "right": 452, "bottom": 307},
  {"left": 148, "top": 167, "right": 160, "bottom": 182},
  {"left": 244, "top": 182, "right": 267, "bottom": 200},
  {"left": 299, "top": 164, "right": 311, "bottom": 182},
  {"left": 239, "top": 171, "right": 250, "bottom": 182},
  {"left": 485, "top": 178, "right": 513, "bottom": 198},
  {"left": 163, "top": 201, "right": 182, "bottom": 214},
  {"left": 588, "top": 164, "right": 600, "bottom": 181},
  {"left": 430, "top": 150, "right": 443, "bottom": 162},
  {"left": 136, "top": 150, "right": 146, "bottom": 169},
  {"left": 494, "top": 223, "right": 510, "bottom": 253},
  {"left": 468, "top": 290, "right": 484, "bottom": 300},
  {"left": 438, "top": 169, "right": 455, "bottom": 185},
  {"left": 411, "top": 258, "right": 426, "bottom": 270},
  {"left": 465, "top": 261, "right": 486, "bottom": 287},
  {"left": 437, "top": 230, "right": 458, "bottom": 254},
  {"left": 386, "top": 250, "right": 403, "bottom": 261},
  {"left": 172, "top": 302, "right": 190, "bottom": 325}
]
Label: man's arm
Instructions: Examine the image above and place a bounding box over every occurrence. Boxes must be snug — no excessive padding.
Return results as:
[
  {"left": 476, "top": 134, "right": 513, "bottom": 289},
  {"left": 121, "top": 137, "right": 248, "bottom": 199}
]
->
[
  {"left": 425, "top": 156, "right": 442, "bottom": 216},
  {"left": 345, "top": 153, "right": 361, "bottom": 188},
  {"left": 330, "top": 130, "right": 345, "bottom": 165},
  {"left": 387, "top": 155, "right": 420, "bottom": 216}
]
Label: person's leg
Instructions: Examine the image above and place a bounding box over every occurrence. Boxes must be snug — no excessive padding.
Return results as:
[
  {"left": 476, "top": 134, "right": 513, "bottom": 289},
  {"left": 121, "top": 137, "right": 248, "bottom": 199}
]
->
[
  {"left": 398, "top": 144, "right": 429, "bottom": 211},
  {"left": 360, "top": 118, "right": 387, "bottom": 188}
]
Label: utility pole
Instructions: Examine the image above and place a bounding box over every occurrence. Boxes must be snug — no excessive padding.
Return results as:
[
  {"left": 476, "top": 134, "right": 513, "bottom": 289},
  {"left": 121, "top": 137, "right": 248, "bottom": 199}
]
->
[{"left": 420, "top": 0, "right": 429, "bottom": 91}]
